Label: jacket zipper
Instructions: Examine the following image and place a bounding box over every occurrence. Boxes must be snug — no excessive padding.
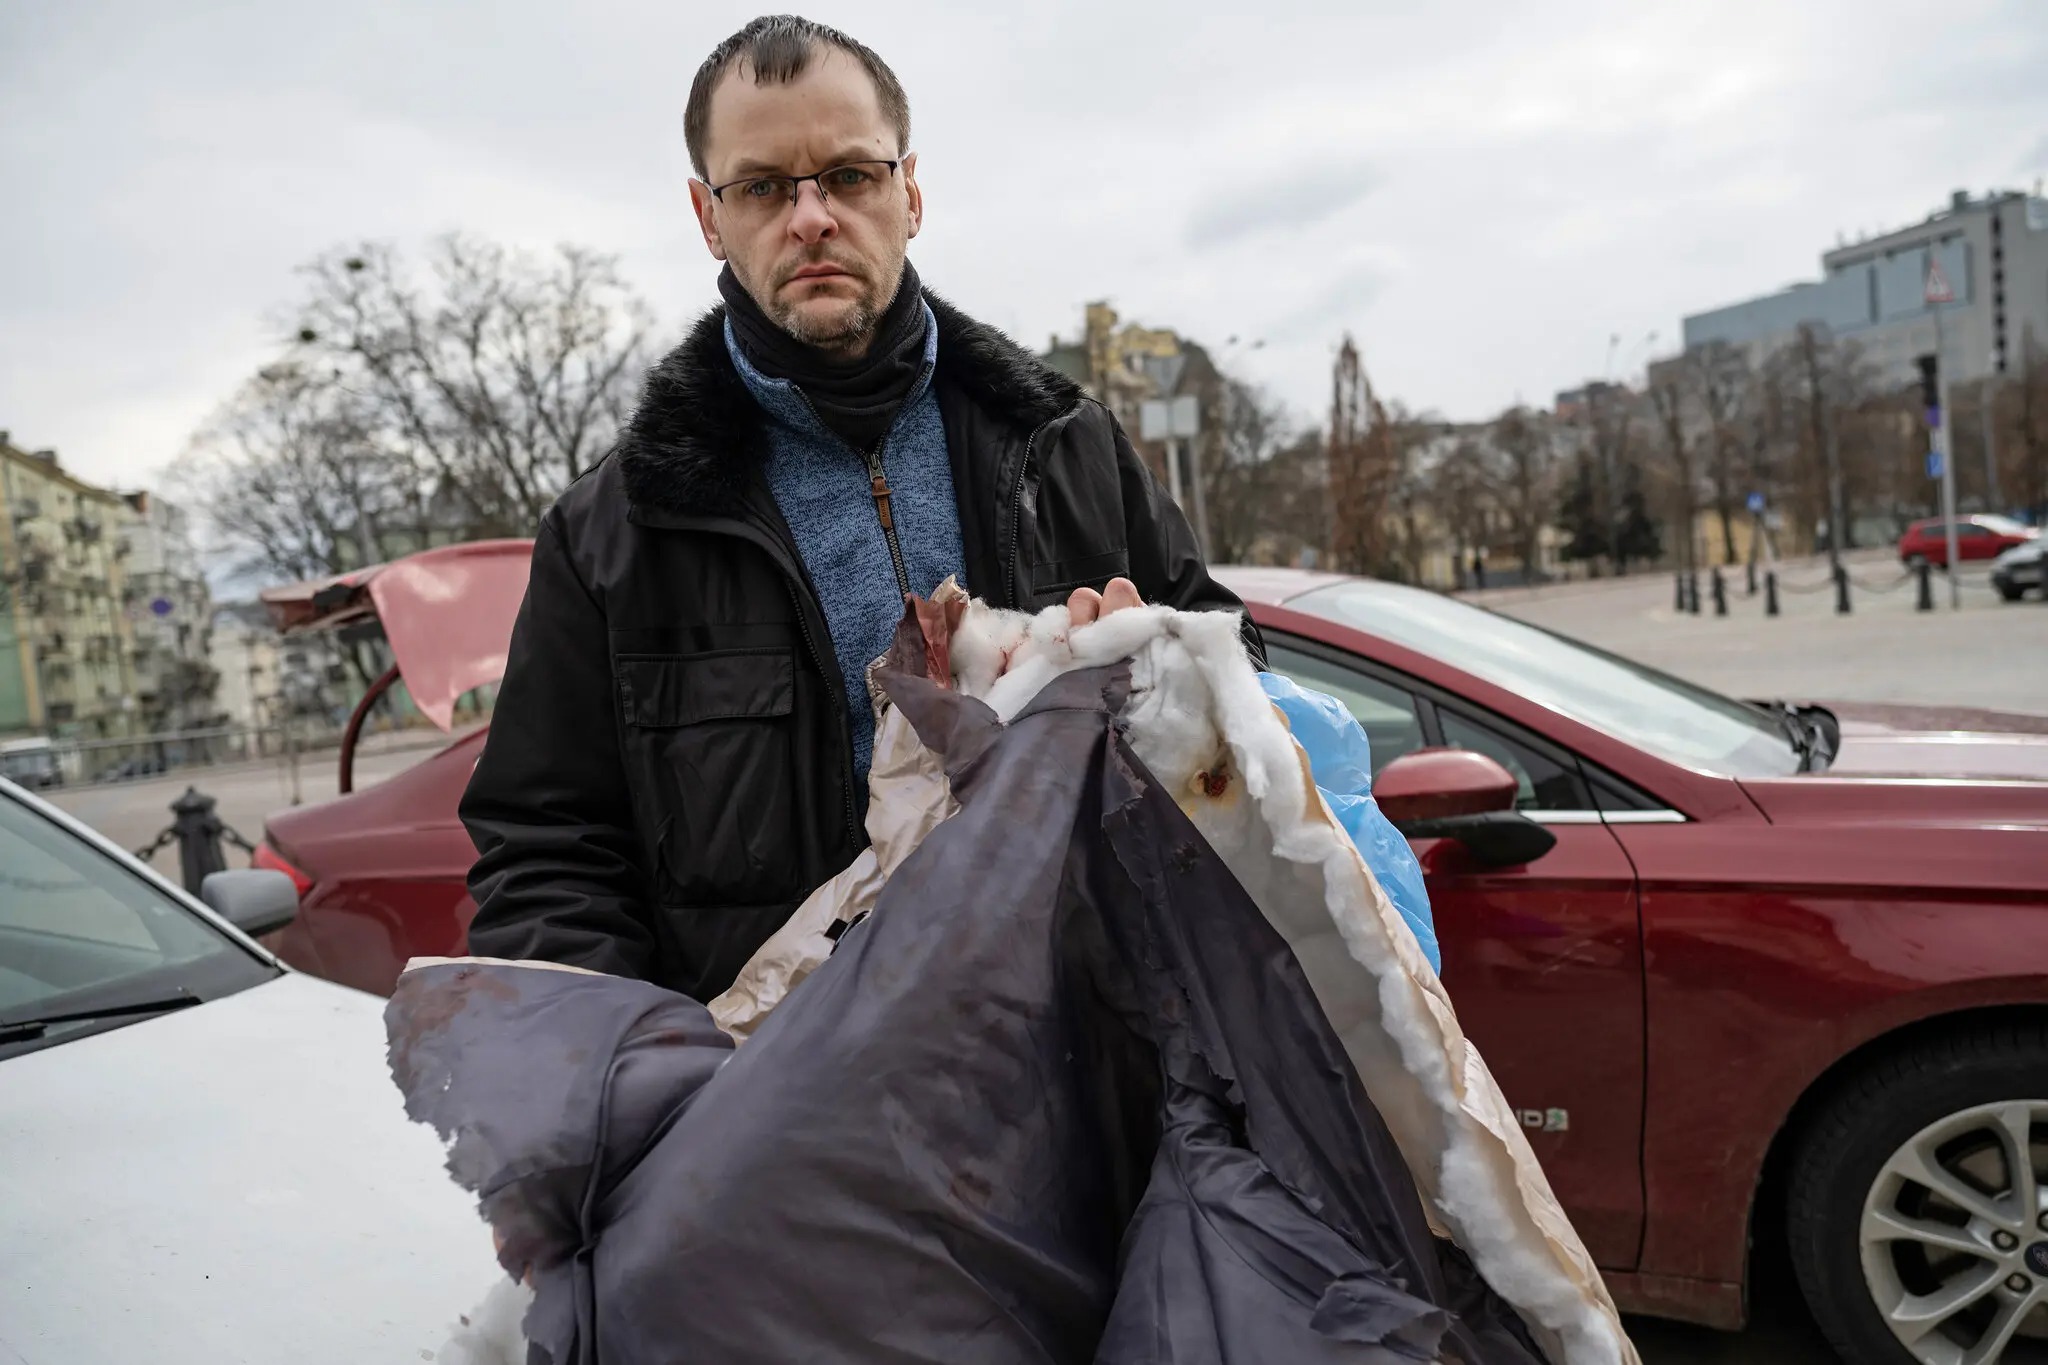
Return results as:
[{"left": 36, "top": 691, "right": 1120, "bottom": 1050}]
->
[{"left": 1003, "top": 405, "right": 1080, "bottom": 608}]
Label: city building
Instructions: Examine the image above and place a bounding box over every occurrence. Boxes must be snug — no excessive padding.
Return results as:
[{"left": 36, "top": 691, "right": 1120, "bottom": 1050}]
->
[
  {"left": 1682, "top": 189, "right": 2048, "bottom": 388},
  {"left": 0, "top": 433, "right": 142, "bottom": 740},
  {"left": 117, "top": 491, "right": 218, "bottom": 732},
  {"left": 208, "top": 601, "right": 284, "bottom": 732}
]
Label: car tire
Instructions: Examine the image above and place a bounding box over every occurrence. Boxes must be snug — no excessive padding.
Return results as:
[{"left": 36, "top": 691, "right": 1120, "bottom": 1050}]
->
[
  {"left": 1788, "top": 1024, "right": 2048, "bottom": 1365},
  {"left": 1998, "top": 582, "right": 2025, "bottom": 602}
]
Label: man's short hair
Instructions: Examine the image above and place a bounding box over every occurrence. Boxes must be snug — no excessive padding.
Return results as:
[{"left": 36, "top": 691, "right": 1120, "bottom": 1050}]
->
[{"left": 685, "top": 15, "right": 912, "bottom": 180}]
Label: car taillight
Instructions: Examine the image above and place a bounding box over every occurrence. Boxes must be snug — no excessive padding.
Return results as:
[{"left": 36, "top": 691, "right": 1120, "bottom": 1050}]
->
[{"left": 253, "top": 841, "right": 314, "bottom": 898}]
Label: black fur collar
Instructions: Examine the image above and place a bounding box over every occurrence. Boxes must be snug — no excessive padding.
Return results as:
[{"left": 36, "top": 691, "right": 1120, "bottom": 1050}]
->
[{"left": 616, "top": 291, "right": 1083, "bottom": 517}]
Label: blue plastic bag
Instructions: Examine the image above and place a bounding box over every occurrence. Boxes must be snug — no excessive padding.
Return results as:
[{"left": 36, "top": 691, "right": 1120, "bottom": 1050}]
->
[{"left": 1257, "top": 672, "right": 1440, "bottom": 974}]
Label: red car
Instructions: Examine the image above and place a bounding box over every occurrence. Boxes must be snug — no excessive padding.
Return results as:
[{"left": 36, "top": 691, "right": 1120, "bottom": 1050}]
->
[
  {"left": 1896, "top": 514, "right": 2039, "bottom": 568},
  {"left": 257, "top": 550, "right": 2048, "bottom": 1365}
]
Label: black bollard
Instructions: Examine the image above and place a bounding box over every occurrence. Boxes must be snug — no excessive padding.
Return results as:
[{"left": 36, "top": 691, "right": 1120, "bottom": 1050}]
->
[
  {"left": 1674, "top": 572, "right": 1686, "bottom": 612},
  {"left": 170, "top": 787, "right": 229, "bottom": 895},
  {"left": 1915, "top": 559, "right": 1934, "bottom": 612},
  {"left": 1746, "top": 560, "right": 1758, "bottom": 596},
  {"left": 1833, "top": 563, "right": 1851, "bottom": 615},
  {"left": 1766, "top": 570, "right": 1780, "bottom": 616},
  {"left": 1712, "top": 566, "right": 1728, "bottom": 616},
  {"left": 1687, "top": 569, "right": 1702, "bottom": 615}
]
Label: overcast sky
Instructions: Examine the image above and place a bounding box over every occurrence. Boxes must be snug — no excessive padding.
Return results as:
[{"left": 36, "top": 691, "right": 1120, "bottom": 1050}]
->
[{"left": 3, "top": 0, "right": 2044, "bottom": 491}]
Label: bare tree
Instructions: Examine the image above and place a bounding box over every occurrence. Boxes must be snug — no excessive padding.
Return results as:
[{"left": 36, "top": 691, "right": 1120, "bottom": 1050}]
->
[
  {"left": 1488, "top": 406, "right": 1554, "bottom": 583},
  {"left": 1689, "top": 341, "right": 1752, "bottom": 564},
  {"left": 1201, "top": 378, "right": 1297, "bottom": 565},
  {"left": 1994, "top": 331, "right": 2048, "bottom": 523},
  {"left": 288, "top": 235, "right": 655, "bottom": 536},
  {"left": 176, "top": 362, "right": 419, "bottom": 585},
  {"left": 1326, "top": 336, "right": 1401, "bottom": 577},
  {"left": 1647, "top": 364, "right": 1697, "bottom": 573}
]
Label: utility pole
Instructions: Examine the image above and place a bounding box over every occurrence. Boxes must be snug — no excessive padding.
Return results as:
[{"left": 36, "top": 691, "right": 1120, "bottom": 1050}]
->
[
  {"left": 1982, "top": 378, "right": 2002, "bottom": 511},
  {"left": 1924, "top": 249, "right": 1962, "bottom": 609},
  {"left": 1934, "top": 312, "right": 1960, "bottom": 609}
]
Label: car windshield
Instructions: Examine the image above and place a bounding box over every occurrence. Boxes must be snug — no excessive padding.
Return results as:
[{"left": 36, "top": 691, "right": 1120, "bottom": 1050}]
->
[
  {"left": 1288, "top": 580, "right": 1802, "bottom": 778},
  {"left": 0, "top": 788, "right": 274, "bottom": 1056}
]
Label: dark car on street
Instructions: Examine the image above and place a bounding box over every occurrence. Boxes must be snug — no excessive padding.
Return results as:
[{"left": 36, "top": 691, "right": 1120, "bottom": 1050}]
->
[{"left": 251, "top": 546, "right": 2048, "bottom": 1365}]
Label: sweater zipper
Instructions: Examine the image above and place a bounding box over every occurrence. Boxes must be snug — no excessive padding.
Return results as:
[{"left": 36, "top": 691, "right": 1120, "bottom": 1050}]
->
[
  {"left": 862, "top": 441, "right": 913, "bottom": 600},
  {"left": 785, "top": 379, "right": 924, "bottom": 602}
]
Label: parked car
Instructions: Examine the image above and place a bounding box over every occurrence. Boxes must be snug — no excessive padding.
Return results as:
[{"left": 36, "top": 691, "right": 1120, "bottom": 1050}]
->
[
  {"left": 1897, "top": 514, "right": 2039, "bottom": 568},
  {"left": 1991, "top": 536, "right": 2048, "bottom": 602},
  {"left": 0, "top": 737, "right": 62, "bottom": 790},
  {"left": 254, "top": 548, "right": 2048, "bottom": 1365},
  {"left": 0, "top": 776, "right": 498, "bottom": 1363}
]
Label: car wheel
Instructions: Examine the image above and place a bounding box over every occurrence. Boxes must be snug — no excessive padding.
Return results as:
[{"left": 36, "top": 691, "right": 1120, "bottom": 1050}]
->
[
  {"left": 1998, "top": 582, "right": 2025, "bottom": 602},
  {"left": 1789, "top": 1027, "right": 2048, "bottom": 1365}
]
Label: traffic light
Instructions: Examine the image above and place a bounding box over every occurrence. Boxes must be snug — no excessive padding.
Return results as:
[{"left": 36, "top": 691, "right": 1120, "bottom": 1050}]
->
[{"left": 1916, "top": 353, "right": 1940, "bottom": 418}]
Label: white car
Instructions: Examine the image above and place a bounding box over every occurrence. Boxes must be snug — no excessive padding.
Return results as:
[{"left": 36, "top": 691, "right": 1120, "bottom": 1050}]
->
[
  {"left": 0, "top": 777, "right": 500, "bottom": 1363},
  {"left": 1991, "top": 535, "right": 2047, "bottom": 601}
]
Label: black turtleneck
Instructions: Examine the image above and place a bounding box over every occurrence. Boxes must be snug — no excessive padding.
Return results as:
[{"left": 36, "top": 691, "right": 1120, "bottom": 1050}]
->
[{"left": 719, "top": 261, "right": 929, "bottom": 451}]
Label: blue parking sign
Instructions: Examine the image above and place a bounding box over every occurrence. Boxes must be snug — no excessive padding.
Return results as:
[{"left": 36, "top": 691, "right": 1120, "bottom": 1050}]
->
[{"left": 1926, "top": 449, "right": 1944, "bottom": 480}]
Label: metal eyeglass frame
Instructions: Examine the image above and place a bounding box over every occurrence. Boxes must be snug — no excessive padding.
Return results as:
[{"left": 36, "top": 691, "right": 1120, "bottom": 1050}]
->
[{"left": 707, "top": 159, "right": 903, "bottom": 209}]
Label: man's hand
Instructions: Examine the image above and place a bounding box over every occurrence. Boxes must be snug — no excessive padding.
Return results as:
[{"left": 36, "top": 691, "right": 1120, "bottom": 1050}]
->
[{"left": 1066, "top": 577, "right": 1142, "bottom": 626}]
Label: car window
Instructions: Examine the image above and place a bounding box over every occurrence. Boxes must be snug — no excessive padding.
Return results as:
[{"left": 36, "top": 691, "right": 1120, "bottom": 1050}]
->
[
  {"left": 1956, "top": 524, "right": 1990, "bottom": 538},
  {"left": 0, "top": 793, "right": 248, "bottom": 1019},
  {"left": 1262, "top": 643, "right": 1425, "bottom": 778},
  {"left": 1288, "top": 579, "right": 1801, "bottom": 778},
  {"left": 1438, "top": 710, "right": 1590, "bottom": 812}
]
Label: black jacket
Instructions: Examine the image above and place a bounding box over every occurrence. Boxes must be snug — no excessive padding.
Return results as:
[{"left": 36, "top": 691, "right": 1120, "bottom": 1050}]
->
[{"left": 462, "top": 293, "right": 1263, "bottom": 1000}]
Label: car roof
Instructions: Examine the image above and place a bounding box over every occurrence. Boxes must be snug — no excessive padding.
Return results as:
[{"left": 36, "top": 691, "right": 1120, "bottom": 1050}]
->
[{"left": 1209, "top": 564, "right": 1354, "bottom": 606}]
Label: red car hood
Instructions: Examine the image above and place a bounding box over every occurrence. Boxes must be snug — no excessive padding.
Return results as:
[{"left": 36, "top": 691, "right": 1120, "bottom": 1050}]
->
[
  {"left": 1740, "top": 701, "right": 2048, "bottom": 828},
  {"left": 1827, "top": 702, "right": 2048, "bottom": 782}
]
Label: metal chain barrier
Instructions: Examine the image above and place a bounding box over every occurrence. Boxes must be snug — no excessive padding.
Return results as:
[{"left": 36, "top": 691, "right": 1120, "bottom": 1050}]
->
[
  {"left": 130, "top": 787, "right": 259, "bottom": 893},
  {"left": 1845, "top": 568, "right": 1917, "bottom": 594}
]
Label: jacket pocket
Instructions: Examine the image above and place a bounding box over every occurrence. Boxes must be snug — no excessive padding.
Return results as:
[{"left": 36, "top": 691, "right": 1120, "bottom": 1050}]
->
[
  {"left": 1029, "top": 547, "right": 1132, "bottom": 597},
  {"left": 616, "top": 649, "right": 798, "bottom": 905}
]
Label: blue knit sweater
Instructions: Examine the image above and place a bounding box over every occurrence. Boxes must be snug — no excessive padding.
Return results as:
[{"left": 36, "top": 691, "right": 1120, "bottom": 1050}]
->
[{"left": 725, "top": 308, "right": 966, "bottom": 795}]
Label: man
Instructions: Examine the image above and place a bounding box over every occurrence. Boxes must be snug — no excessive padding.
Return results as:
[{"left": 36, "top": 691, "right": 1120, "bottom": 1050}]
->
[{"left": 462, "top": 15, "right": 1261, "bottom": 1001}]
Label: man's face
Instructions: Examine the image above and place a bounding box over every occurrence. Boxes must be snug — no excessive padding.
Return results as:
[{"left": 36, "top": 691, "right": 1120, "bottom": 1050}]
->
[{"left": 689, "top": 50, "right": 922, "bottom": 354}]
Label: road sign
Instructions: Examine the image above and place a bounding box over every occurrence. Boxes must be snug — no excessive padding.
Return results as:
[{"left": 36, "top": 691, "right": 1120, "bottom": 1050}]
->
[
  {"left": 1139, "top": 394, "right": 1199, "bottom": 442},
  {"left": 1745, "top": 492, "right": 1765, "bottom": 514},
  {"left": 1926, "top": 449, "right": 1944, "bottom": 480},
  {"left": 149, "top": 597, "right": 173, "bottom": 618},
  {"left": 1924, "top": 255, "right": 1956, "bottom": 306}
]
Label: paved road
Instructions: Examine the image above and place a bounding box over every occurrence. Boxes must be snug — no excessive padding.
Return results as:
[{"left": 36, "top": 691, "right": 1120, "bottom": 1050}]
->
[
  {"left": 45, "top": 736, "right": 446, "bottom": 884},
  {"left": 1476, "top": 548, "right": 2048, "bottom": 719}
]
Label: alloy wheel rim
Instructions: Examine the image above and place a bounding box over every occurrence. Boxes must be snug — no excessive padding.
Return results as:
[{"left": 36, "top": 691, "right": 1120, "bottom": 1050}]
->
[{"left": 1860, "top": 1100, "right": 2048, "bottom": 1364}]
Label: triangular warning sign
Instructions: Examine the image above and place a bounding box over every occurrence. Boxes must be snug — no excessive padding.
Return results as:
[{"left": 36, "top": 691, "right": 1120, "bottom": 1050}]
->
[{"left": 1924, "top": 255, "right": 1956, "bottom": 305}]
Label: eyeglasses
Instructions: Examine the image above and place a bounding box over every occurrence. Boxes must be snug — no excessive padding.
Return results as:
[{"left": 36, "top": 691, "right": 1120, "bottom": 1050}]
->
[{"left": 706, "top": 160, "right": 902, "bottom": 223}]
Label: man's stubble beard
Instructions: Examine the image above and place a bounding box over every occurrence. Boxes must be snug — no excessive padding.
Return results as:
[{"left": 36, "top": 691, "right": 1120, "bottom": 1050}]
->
[
  {"left": 760, "top": 253, "right": 905, "bottom": 354},
  {"left": 771, "top": 292, "right": 881, "bottom": 350}
]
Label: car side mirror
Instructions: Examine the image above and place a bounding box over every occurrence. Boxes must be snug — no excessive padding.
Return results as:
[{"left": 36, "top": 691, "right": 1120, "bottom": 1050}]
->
[
  {"left": 1375, "top": 748, "right": 1558, "bottom": 868},
  {"left": 200, "top": 869, "right": 301, "bottom": 939}
]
